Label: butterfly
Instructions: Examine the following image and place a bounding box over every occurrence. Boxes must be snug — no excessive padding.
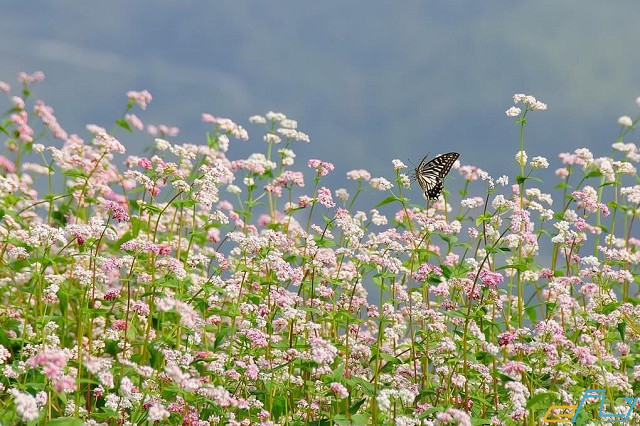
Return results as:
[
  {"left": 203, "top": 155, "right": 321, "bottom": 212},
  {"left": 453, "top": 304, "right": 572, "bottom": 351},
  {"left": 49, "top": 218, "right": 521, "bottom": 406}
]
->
[{"left": 413, "top": 152, "right": 460, "bottom": 199}]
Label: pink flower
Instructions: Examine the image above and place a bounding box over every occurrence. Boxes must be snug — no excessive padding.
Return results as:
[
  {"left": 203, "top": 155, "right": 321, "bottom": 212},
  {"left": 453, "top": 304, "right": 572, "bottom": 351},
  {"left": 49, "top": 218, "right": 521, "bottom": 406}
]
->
[
  {"left": 138, "top": 157, "right": 152, "bottom": 170},
  {"left": 317, "top": 186, "right": 335, "bottom": 208},
  {"left": 346, "top": 169, "right": 371, "bottom": 181},
  {"left": 308, "top": 159, "right": 335, "bottom": 176},
  {"left": 18, "top": 71, "right": 45, "bottom": 85},
  {"left": 106, "top": 201, "right": 130, "bottom": 222},
  {"left": 202, "top": 114, "right": 249, "bottom": 140},
  {"left": 127, "top": 90, "right": 152, "bottom": 109},
  {"left": 479, "top": 270, "right": 504, "bottom": 288},
  {"left": 125, "top": 113, "right": 144, "bottom": 130},
  {"left": 329, "top": 382, "right": 349, "bottom": 399},
  {"left": 0, "top": 155, "right": 16, "bottom": 173}
]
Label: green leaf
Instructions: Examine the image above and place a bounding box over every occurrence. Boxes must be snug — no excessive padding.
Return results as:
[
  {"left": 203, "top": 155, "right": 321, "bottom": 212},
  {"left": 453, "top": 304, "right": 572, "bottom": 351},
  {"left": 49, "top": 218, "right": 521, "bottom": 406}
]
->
[
  {"left": 516, "top": 174, "right": 526, "bottom": 185},
  {"left": 525, "top": 306, "right": 538, "bottom": 323},
  {"left": 374, "top": 195, "right": 400, "bottom": 208},
  {"left": 618, "top": 322, "right": 626, "bottom": 342},
  {"left": 600, "top": 301, "right": 621, "bottom": 315},
  {"left": 115, "top": 118, "right": 133, "bottom": 132},
  {"left": 206, "top": 132, "right": 218, "bottom": 149},
  {"left": 526, "top": 392, "right": 555, "bottom": 409},
  {"left": 600, "top": 180, "right": 621, "bottom": 187},
  {"left": 347, "top": 377, "right": 375, "bottom": 396},
  {"left": 585, "top": 170, "right": 602, "bottom": 178},
  {"left": 441, "top": 265, "right": 452, "bottom": 279}
]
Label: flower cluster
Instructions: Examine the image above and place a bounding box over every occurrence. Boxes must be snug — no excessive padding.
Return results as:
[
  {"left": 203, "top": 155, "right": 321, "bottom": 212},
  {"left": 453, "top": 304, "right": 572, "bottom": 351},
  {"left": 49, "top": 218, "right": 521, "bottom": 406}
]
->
[{"left": 0, "top": 75, "right": 638, "bottom": 425}]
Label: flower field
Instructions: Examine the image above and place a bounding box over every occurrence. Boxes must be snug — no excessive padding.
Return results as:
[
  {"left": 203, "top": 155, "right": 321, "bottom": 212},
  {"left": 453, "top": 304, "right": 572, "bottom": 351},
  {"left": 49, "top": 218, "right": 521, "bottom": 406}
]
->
[{"left": 0, "top": 72, "right": 639, "bottom": 425}]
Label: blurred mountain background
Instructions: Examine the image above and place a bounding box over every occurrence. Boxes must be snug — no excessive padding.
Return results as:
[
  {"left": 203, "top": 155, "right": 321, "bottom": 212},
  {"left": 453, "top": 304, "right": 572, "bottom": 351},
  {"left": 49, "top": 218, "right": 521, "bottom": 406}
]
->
[{"left": 2, "top": 1, "right": 640, "bottom": 199}]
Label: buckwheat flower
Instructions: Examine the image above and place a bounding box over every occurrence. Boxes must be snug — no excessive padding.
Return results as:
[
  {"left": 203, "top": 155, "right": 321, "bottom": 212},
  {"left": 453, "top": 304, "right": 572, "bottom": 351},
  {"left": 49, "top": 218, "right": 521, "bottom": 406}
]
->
[
  {"left": 127, "top": 90, "right": 152, "bottom": 109},
  {"left": 124, "top": 113, "right": 144, "bottom": 130},
  {"left": 575, "top": 147, "right": 594, "bottom": 166},
  {"left": 0, "top": 81, "right": 10, "bottom": 93},
  {"left": 33, "top": 143, "right": 45, "bottom": 152},
  {"left": 515, "top": 150, "right": 528, "bottom": 167},
  {"left": 148, "top": 403, "right": 170, "bottom": 422},
  {"left": 310, "top": 337, "right": 338, "bottom": 364},
  {"left": 505, "top": 106, "right": 521, "bottom": 117},
  {"left": 595, "top": 157, "right": 615, "bottom": 181},
  {"left": 249, "top": 114, "right": 266, "bottom": 124},
  {"left": 329, "top": 382, "right": 349, "bottom": 399},
  {"left": 275, "top": 170, "right": 305, "bottom": 187},
  {"left": 264, "top": 133, "right": 281, "bottom": 144},
  {"left": 613, "top": 160, "right": 636, "bottom": 175},
  {"left": 618, "top": 115, "right": 633, "bottom": 127},
  {"left": 458, "top": 165, "right": 485, "bottom": 181},
  {"left": 9, "top": 388, "right": 39, "bottom": 422},
  {"left": 316, "top": 187, "right": 335, "bottom": 208},
  {"left": 278, "top": 148, "right": 295, "bottom": 164},
  {"left": 280, "top": 119, "right": 297, "bottom": 129},
  {"left": 335, "top": 188, "right": 349, "bottom": 202},
  {"left": 530, "top": 156, "right": 549, "bottom": 169},
  {"left": 555, "top": 167, "right": 569, "bottom": 178},
  {"left": 346, "top": 169, "right": 371, "bottom": 181},
  {"left": 19, "top": 71, "right": 45, "bottom": 85},
  {"left": 12, "top": 95, "right": 25, "bottom": 109},
  {"left": 370, "top": 209, "right": 388, "bottom": 226},
  {"left": 496, "top": 175, "right": 509, "bottom": 186},
  {"left": 369, "top": 177, "right": 393, "bottom": 190},
  {"left": 226, "top": 184, "right": 241, "bottom": 194},
  {"left": 277, "top": 128, "right": 310, "bottom": 142},
  {"left": 392, "top": 159, "right": 407, "bottom": 170},
  {"left": 308, "top": 159, "right": 334, "bottom": 176},
  {"left": 154, "top": 138, "right": 171, "bottom": 151},
  {"left": 0, "top": 345, "right": 11, "bottom": 364},
  {"left": 461, "top": 197, "right": 483, "bottom": 209},
  {"left": 202, "top": 114, "right": 249, "bottom": 140},
  {"left": 244, "top": 177, "right": 255, "bottom": 187},
  {"left": 266, "top": 111, "right": 286, "bottom": 122},
  {"left": 106, "top": 201, "right": 129, "bottom": 222},
  {"left": 480, "top": 270, "right": 504, "bottom": 288},
  {"left": 612, "top": 142, "right": 640, "bottom": 162},
  {"left": 621, "top": 185, "right": 640, "bottom": 203}
]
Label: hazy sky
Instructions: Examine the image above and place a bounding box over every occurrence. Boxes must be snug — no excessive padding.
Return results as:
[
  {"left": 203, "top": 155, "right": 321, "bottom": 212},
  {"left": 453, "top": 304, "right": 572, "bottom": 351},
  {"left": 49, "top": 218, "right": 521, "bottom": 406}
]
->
[{"left": 2, "top": 2, "right": 640, "bottom": 195}]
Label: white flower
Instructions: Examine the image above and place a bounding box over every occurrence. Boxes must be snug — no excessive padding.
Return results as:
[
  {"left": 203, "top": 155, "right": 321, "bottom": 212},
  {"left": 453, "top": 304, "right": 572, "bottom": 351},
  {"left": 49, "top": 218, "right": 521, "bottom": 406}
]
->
[
  {"left": 496, "top": 175, "right": 509, "bottom": 186},
  {"left": 280, "top": 119, "right": 297, "bottom": 129},
  {"left": 249, "top": 115, "right": 266, "bottom": 124},
  {"left": 515, "top": 150, "right": 528, "bottom": 167},
  {"left": 530, "top": 156, "right": 549, "bottom": 169},
  {"left": 618, "top": 115, "right": 633, "bottom": 127},
  {"left": 9, "top": 388, "right": 39, "bottom": 422},
  {"left": 264, "top": 133, "right": 281, "bottom": 144},
  {"left": 266, "top": 111, "right": 286, "bottom": 122},
  {"left": 506, "top": 106, "right": 521, "bottom": 117},
  {"left": 155, "top": 138, "right": 171, "bottom": 151},
  {"left": 369, "top": 177, "right": 393, "bottom": 191},
  {"left": 392, "top": 159, "right": 407, "bottom": 170},
  {"left": 227, "top": 184, "right": 242, "bottom": 194},
  {"left": 512, "top": 93, "right": 547, "bottom": 110}
]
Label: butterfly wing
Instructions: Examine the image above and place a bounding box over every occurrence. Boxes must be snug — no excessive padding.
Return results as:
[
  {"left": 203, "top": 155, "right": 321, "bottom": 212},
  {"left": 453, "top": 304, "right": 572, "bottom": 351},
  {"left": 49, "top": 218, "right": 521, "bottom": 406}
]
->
[
  {"left": 421, "top": 152, "right": 460, "bottom": 178},
  {"left": 415, "top": 152, "right": 459, "bottom": 199}
]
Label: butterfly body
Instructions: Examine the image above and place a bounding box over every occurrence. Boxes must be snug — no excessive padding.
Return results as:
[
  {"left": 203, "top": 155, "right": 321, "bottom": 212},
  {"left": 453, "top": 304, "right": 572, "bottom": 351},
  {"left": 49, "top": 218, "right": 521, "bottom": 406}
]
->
[{"left": 413, "top": 152, "right": 459, "bottom": 199}]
